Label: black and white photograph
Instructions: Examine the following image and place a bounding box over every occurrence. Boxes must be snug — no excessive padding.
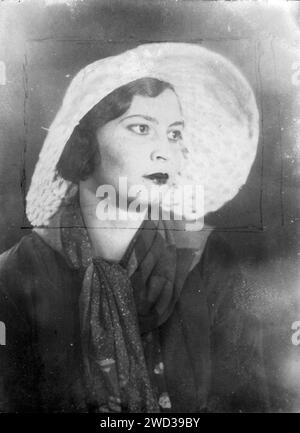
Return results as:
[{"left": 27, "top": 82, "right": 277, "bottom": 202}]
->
[{"left": 0, "top": 0, "right": 299, "bottom": 417}]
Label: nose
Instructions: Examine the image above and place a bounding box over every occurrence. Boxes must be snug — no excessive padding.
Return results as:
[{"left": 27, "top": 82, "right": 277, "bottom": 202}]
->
[
  {"left": 150, "top": 137, "right": 173, "bottom": 162},
  {"left": 150, "top": 150, "right": 167, "bottom": 162}
]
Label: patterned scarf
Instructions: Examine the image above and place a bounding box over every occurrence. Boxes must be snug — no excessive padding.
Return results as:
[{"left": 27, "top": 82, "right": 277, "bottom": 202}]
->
[{"left": 39, "top": 196, "right": 205, "bottom": 413}]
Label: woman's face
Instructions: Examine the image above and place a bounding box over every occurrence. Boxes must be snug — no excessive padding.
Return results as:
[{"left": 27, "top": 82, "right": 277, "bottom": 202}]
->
[{"left": 91, "top": 88, "right": 183, "bottom": 208}]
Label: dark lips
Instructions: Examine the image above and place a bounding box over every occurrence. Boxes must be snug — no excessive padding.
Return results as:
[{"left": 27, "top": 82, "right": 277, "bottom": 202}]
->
[{"left": 143, "top": 172, "right": 169, "bottom": 185}]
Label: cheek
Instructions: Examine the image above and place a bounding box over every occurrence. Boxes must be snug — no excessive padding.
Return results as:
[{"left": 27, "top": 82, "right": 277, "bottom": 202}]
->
[
  {"left": 100, "top": 143, "right": 145, "bottom": 183},
  {"left": 101, "top": 136, "right": 146, "bottom": 172},
  {"left": 172, "top": 145, "right": 183, "bottom": 170},
  {"left": 98, "top": 130, "right": 127, "bottom": 173},
  {"left": 101, "top": 146, "right": 124, "bottom": 171},
  {"left": 97, "top": 127, "right": 149, "bottom": 180}
]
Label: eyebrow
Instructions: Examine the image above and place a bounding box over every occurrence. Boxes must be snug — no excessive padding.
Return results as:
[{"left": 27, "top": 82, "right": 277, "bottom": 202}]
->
[
  {"left": 169, "top": 120, "right": 185, "bottom": 128},
  {"left": 119, "top": 114, "right": 184, "bottom": 127}
]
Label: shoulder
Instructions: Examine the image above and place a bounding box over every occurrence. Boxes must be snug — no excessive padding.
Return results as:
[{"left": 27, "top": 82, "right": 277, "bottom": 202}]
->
[
  {"left": 196, "top": 230, "right": 254, "bottom": 319},
  {"left": 0, "top": 232, "right": 71, "bottom": 324},
  {"left": 0, "top": 234, "right": 39, "bottom": 331},
  {"left": 200, "top": 230, "right": 238, "bottom": 268},
  {"left": 198, "top": 230, "right": 243, "bottom": 289},
  {"left": 197, "top": 230, "right": 265, "bottom": 324},
  {"left": 0, "top": 232, "right": 59, "bottom": 282},
  {"left": 0, "top": 234, "right": 36, "bottom": 284}
]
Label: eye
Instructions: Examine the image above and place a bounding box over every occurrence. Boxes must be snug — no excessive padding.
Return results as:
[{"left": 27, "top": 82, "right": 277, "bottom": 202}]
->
[
  {"left": 167, "top": 130, "right": 183, "bottom": 142},
  {"left": 127, "top": 124, "right": 150, "bottom": 135}
]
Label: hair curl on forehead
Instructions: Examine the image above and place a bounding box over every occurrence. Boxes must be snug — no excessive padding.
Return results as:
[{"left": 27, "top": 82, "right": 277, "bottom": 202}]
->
[{"left": 56, "top": 77, "right": 175, "bottom": 184}]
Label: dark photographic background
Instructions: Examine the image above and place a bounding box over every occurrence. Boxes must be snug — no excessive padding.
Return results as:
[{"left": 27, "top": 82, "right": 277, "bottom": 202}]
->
[{"left": 0, "top": 0, "right": 299, "bottom": 412}]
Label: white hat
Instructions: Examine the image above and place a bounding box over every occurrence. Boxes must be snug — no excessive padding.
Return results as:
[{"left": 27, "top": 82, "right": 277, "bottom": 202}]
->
[{"left": 26, "top": 42, "right": 259, "bottom": 227}]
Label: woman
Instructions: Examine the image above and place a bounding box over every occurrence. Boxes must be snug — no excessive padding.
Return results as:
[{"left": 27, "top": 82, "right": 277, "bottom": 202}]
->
[{"left": 0, "top": 43, "right": 269, "bottom": 413}]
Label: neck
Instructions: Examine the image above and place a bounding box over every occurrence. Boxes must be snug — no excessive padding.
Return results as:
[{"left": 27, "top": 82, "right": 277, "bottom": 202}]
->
[{"left": 79, "top": 179, "right": 147, "bottom": 262}]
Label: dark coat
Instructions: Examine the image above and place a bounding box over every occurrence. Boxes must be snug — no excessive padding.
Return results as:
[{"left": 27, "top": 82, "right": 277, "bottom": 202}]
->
[{"left": 0, "top": 229, "right": 269, "bottom": 413}]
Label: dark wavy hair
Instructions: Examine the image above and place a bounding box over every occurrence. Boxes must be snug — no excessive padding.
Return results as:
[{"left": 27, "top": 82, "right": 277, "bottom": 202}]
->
[{"left": 56, "top": 77, "right": 175, "bottom": 183}]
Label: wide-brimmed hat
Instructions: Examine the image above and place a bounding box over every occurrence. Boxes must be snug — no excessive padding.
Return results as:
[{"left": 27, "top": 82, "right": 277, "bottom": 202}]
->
[{"left": 26, "top": 42, "right": 259, "bottom": 227}]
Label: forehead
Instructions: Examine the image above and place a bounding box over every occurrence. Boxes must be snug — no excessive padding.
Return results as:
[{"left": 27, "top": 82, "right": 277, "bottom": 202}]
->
[{"left": 124, "top": 89, "right": 182, "bottom": 123}]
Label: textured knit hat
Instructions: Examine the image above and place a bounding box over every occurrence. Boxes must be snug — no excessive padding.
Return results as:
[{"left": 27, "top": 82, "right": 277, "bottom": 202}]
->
[{"left": 26, "top": 42, "right": 259, "bottom": 227}]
